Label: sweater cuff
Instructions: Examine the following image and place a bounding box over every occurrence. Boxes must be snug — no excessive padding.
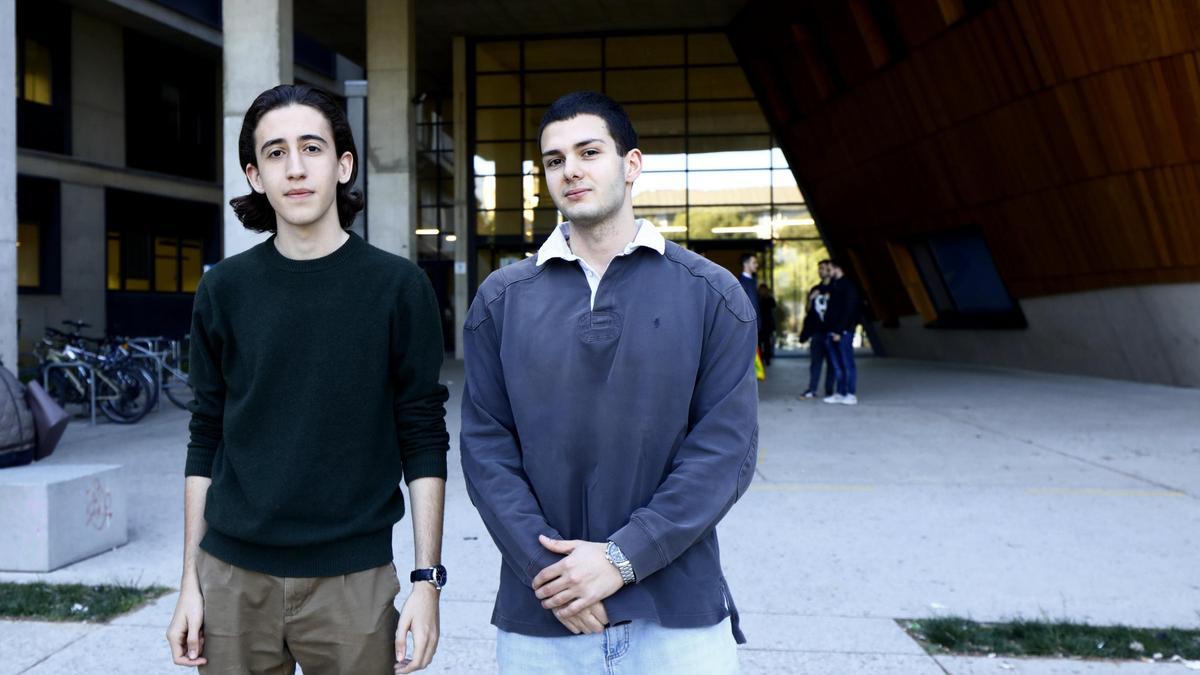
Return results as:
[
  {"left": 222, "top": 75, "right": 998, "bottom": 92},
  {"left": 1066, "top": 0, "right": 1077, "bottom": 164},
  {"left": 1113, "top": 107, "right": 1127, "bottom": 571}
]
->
[
  {"left": 523, "top": 547, "right": 564, "bottom": 588},
  {"left": 610, "top": 517, "right": 666, "bottom": 582},
  {"left": 184, "top": 447, "right": 215, "bottom": 478},
  {"left": 402, "top": 449, "right": 448, "bottom": 484}
]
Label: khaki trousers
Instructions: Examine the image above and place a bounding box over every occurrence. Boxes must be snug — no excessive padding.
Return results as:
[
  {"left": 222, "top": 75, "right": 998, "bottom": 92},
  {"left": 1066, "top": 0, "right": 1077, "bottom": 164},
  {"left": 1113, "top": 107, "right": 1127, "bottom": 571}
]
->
[{"left": 197, "top": 549, "right": 400, "bottom": 674}]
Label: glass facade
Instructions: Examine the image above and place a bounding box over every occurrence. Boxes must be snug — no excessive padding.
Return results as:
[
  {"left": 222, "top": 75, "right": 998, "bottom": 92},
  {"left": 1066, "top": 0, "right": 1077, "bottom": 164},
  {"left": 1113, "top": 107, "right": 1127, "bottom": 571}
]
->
[{"left": 471, "top": 32, "right": 825, "bottom": 348}]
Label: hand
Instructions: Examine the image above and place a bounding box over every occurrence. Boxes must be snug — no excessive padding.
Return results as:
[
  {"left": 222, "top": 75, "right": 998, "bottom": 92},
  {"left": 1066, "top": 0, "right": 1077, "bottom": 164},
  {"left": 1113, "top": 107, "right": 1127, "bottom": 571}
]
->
[
  {"left": 554, "top": 600, "right": 609, "bottom": 635},
  {"left": 395, "top": 583, "right": 440, "bottom": 673},
  {"left": 532, "top": 536, "right": 624, "bottom": 620},
  {"left": 166, "top": 578, "right": 206, "bottom": 667},
  {"left": 831, "top": 333, "right": 841, "bottom": 342}
]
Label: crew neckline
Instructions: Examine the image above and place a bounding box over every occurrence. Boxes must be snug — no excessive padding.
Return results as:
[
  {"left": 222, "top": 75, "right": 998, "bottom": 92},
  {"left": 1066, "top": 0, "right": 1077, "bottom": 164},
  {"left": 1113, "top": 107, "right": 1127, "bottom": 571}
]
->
[{"left": 259, "top": 231, "right": 363, "bottom": 273}]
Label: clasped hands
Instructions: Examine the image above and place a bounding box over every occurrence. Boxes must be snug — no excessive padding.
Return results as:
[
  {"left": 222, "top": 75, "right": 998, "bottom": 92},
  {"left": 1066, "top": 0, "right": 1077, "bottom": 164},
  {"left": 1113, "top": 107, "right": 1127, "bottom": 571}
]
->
[{"left": 532, "top": 535, "right": 624, "bottom": 635}]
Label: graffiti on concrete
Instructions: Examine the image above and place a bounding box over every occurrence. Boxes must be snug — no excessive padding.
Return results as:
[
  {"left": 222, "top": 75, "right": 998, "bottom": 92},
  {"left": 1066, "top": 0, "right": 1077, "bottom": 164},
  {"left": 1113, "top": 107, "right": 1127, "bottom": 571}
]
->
[{"left": 84, "top": 478, "right": 113, "bottom": 531}]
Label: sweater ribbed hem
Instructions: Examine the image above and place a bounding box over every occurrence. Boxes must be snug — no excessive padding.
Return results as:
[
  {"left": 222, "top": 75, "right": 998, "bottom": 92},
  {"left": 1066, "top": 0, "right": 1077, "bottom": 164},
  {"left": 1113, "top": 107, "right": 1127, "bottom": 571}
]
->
[
  {"left": 200, "top": 527, "right": 393, "bottom": 578},
  {"left": 402, "top": 449, "right": 449, "bottom": 483}
]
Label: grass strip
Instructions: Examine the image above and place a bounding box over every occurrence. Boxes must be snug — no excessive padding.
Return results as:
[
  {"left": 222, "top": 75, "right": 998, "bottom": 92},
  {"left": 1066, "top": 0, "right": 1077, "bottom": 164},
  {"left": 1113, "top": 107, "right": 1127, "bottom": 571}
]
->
[
  {"left": 901, "top": 617, "right": 1200, "bottom": 660},
  {"left": 0, "top": 582, "right": 170, "bottom": 622}
]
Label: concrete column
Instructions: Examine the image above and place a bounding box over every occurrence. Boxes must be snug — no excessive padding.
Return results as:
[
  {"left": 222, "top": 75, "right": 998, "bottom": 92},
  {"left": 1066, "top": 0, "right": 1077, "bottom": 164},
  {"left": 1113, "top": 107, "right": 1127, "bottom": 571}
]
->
[
  {"left": 221, "top": 0, "right": 293, "bottom": 257},
  {"left": 452, "top": 37, "right": 469, "bottom": 360},
  {"left": 344, "top": 79, "right": 368, "bottom": 239},
  {"left": 1, "top": 0, "right": 17, "bottom": 370},
  {"left": 19, "top": 185, "right": 107, "bottom": 349},
  {"left": 71, "top": 11, "right": 125, "bottom": 167},
  {"left": 365, "top": 0, "right": 416, "bottom": 260}
]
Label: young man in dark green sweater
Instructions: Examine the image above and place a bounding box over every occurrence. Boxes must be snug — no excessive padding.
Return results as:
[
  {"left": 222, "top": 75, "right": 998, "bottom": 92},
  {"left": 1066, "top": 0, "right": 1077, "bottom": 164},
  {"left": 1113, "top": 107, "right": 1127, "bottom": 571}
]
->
[{"left": 165, "top": 85, "right": 450, "bottom": 674}]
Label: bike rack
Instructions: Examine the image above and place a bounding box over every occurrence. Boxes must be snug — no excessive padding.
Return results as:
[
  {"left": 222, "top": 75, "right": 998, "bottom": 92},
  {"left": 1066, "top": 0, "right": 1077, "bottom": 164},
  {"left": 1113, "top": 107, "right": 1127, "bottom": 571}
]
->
[
  {"left": 124, "top": 337, "right": 172, "bottom": 413},
  {"left": 42, "top": 361, "right": 97, "bottom": 427}
]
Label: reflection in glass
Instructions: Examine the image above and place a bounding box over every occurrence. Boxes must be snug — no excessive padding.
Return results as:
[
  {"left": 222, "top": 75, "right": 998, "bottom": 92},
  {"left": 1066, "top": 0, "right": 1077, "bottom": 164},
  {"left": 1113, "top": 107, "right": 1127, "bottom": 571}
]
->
[
  {"left": 529, "top": 209, "right": 561, "bottom": 236},
  {"left": 17, "top": 223, "right": 40, "bottom": 287},
  {"left": 524, "top": 172, "right": 546, "bottom": 210},
  {"left": 771, "top": 207, "right": 818, "bottom": 238},
  {"left": 772, "top": 170, "right": 804, "bottom": 204},
  {"left": 633, "top": 172, "right": 687, "bottom": 206},
  {"left": 474, "top": 142, "right": 524, "bottom": 176},
  {"left": 688, "top": 101, "right": 770, "bottom": 134},
  {"left": 107, "top": 233, "right": 120, "bottom": 290},
  {"left": 475, "top": 175, "right": 524, "bottom": 210},
  {"left": 476, "top": 108, "right": 521, "bottom": 141},
  {"left": 181, "top": 239, "right": 202, "bottom": 293},
  {"left": 688, "top": 33, "right": 738, "bottom": 65},
  {"left": 606, "top": 69, "right": 685, "bottom": 102},
  {"left": 476, "top": 42, "right": 520, "bottom": 72},
  {"left": 476, "top": 73, "right": 521, "bottom": 106},
  {"left": 688, "top": 206, "right": 771, "bottom": 239},
  {"left": 155, "top": 237, "right": 178, "bottom": 292},
  {"left": 688, "top": 137, "right": 771, "bottom": 171},
  {"left": 525, "top": 39, "right": 601, "bottom": 70},
  {"left": 639, "top": 137, "right": 686, "bottom": 170},
  {"left": 688, "top": 170, "right": 772, "bottom": 205},
  {"left": 607, "top": 35, "right": 683, "bottom": 67},
  {"left": 526, "top": 71, "right": 603, "bottom": 105},
  {"left": 635, "top": 207, "right": 688, "bottom": 241},
  {"left": 624, "top": 103, "right": 685, "bottom": 136},
  {"left": 687, "top": 66, "right": 755, "bottom": 100},
  {"left": 477, "top": 210, "right": 524, "bottom": 237}
]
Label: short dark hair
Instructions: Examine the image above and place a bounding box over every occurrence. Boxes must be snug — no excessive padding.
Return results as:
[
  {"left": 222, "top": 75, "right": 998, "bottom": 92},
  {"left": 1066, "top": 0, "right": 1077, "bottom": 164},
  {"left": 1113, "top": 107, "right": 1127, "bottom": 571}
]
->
[
  {"left": 230, "top": 84, "right": 364, "bottom": 233},
  {"left": 739, "top": 253, "right": 757, "bottom": 266},
  {"left": 538, "top": 91, "right": 638, "bottom": 156},
  {"left": 818, "top": 259, "right": 832, "bottom": 266}
]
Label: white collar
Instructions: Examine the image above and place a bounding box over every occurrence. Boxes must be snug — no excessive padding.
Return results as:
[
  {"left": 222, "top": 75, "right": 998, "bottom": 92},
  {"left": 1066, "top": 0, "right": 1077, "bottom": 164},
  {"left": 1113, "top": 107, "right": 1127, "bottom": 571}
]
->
[{"left": 536, "top": 219, "right": 666, "bottom": 267}]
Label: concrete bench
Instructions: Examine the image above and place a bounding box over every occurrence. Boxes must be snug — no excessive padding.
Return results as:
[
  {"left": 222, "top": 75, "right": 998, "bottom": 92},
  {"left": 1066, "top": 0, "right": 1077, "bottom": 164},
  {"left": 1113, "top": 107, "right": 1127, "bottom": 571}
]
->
[{"left": 0, "top": 464, "right": 127, "bottom": 572}]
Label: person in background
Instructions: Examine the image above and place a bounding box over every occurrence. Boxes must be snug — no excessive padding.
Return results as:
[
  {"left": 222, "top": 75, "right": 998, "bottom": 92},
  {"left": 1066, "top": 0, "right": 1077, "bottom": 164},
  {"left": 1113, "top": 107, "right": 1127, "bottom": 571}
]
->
[
  {"left": 757, "top": 283, "right": 777, "bottom": 367},
  {"left": 799, "top": 259, "right": 834, "bottom": 399},
  {"left": 824, "top": 261, "right": 862, "bottom": 406},
  {"left": 738, "top": 253, "right": 762, "bottom": 327}
]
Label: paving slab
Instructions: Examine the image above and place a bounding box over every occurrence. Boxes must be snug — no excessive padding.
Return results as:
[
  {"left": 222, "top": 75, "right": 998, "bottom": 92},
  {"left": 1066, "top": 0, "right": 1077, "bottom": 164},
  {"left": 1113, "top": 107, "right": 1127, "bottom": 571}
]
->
[
  {"left": 0, "top": 620, "right": 100, "bottom": 675},
  {"left": 737, "top": 649, "right": 944, "bottom": 673},
  {"left": 23, "top": 624, "right": 180, "bottom": 674},
  {"left": 937, "top": 655, "right": 1195, "bottom": 673},
  {"left": 738, "top": 613, "right": 926, "bottom": 654}
]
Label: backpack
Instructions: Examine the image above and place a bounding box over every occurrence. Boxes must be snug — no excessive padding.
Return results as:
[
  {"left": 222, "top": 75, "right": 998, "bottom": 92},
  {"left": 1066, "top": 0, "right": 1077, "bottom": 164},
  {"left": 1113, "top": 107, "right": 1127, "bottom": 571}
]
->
[{"left": 0, "top": 362, "right": 37, "bottom": 468}]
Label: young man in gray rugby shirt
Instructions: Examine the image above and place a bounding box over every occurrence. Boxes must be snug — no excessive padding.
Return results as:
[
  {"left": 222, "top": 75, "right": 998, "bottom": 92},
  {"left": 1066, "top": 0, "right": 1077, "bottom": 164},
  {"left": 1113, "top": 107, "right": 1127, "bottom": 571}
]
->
[{"left": 461, "top": 90, "right": 759, "bottom": 673}]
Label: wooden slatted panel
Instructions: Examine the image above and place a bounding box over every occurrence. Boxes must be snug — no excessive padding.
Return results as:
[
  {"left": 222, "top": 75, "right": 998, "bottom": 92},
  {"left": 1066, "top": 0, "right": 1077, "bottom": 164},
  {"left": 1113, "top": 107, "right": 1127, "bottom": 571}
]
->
[{"left": 732, "top": 0, "right": 1200, "bottom": 321}]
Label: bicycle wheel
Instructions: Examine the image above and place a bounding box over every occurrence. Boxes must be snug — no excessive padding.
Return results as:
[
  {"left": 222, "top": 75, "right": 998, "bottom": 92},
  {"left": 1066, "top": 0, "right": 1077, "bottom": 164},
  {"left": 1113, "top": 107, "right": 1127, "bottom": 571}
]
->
[
  {"left": 162, "top": 352, "right": 193, "bottom": 410},
  {"left": 98, "top": 366, "right": 153, "bottom": 424},
  {"left": 164, "top": 377, "right": 194, "bottom": 410},
  {"left": 134, "top": 364, "right": 160, "bottom": 410},
  {"left": 41, "top": 365, "right": 86, "bottom": 406}
]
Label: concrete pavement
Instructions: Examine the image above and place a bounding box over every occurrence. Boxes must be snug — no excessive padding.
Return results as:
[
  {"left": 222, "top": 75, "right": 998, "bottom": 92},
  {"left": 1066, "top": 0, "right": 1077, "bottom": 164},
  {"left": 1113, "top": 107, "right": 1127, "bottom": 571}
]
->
[{"left": 2, "top": 356, "right": 1198, "bottom": 673}]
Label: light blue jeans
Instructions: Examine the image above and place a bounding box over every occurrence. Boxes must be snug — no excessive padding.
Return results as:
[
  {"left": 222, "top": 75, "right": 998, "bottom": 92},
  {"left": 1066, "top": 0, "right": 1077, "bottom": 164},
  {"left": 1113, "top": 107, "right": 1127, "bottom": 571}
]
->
[{"left": 497, "top": 617, "right": 738, "bottom": 675}]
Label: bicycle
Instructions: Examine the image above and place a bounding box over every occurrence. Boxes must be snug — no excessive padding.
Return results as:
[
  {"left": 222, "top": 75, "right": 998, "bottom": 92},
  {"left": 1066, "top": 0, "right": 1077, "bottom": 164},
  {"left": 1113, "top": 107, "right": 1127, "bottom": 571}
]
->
[
  {"left": 125, "top": 337, "right": 193, "bottom": 410},
  {"left": 36, "top": 322, "right": 157, "bottom": 424}
]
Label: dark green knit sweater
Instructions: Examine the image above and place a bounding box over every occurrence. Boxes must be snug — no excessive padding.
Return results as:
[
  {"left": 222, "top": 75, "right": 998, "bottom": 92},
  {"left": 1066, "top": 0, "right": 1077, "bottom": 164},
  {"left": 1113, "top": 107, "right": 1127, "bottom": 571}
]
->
[{"left": 185, "top": 233, "right": 449, "bottom": 577}]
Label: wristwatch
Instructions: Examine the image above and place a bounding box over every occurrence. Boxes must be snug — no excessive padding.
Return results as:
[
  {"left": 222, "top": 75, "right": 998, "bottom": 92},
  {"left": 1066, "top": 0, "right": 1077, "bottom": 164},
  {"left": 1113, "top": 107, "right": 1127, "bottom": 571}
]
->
[
  {"left": 605, "top": 541, "right": 636, "bottom": 586},
  {"left": 410, "top": 565, "right": 448, "bottom": 590}
]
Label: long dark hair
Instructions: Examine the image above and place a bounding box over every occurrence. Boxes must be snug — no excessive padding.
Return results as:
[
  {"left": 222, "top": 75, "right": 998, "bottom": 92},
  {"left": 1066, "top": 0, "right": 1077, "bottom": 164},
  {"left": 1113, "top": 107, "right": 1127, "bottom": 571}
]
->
[{"left": 230, "top": 84, "right": 364, "bottom": 233}]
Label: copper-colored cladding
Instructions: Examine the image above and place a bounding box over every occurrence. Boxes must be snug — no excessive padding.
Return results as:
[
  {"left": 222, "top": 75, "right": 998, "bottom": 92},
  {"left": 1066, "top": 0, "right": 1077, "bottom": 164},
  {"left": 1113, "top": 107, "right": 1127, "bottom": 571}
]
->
[{"left": 732, "top": 0, "right": 1200, "bottom": 322}]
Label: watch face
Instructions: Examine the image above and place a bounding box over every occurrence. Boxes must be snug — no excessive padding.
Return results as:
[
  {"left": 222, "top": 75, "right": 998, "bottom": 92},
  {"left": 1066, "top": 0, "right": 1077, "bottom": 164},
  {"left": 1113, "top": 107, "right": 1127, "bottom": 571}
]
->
[
  {"left": 607, "top": 542, "right": 627, "bottom": 564},
  {"left": 434, "top": 566, "right": 448, "bottom": 587}
]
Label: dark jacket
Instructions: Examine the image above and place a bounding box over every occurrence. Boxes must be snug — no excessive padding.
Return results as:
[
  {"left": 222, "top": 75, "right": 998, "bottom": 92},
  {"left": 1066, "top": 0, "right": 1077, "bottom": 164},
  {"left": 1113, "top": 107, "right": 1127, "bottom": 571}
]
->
[
  {"left": 825, "top": 276, "right": 863, "bottom": 334},
  {"left": 738, "top": 273, "right": 761, "bottom": 326},
  {"left": 798, "top": 282, "right": 831, "bottom": 343},
  {"left": 460, "top": 242, "right": 758, "bottom": 643}
]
